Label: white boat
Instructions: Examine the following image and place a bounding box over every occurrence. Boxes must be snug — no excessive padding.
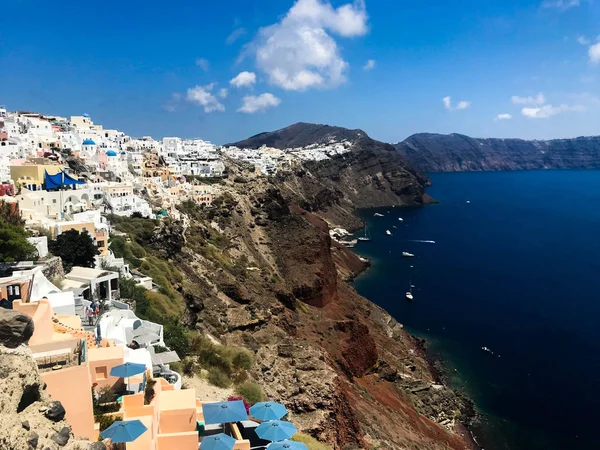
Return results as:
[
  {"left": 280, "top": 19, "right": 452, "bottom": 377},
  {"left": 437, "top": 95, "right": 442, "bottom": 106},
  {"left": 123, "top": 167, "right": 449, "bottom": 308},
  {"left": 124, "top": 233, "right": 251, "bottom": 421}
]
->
[
  {"left": 386, "top": 230, "right": 392, "bottom": 236},
  {"left": 402, "top": 252, "right": 414, "bottom": 257},
  {"left": 481, "top": 346, "right": 493, "bottom": 354},
  {"left": 466, "top": 201, "right": 471, "bottom": 204},
  {"left": 398, "top": 218, "right": 404, "bottom": 222},
  {"left": 374, "top": 213, "right": 384, "bottom": 217},
  {"left": 357, "top": 225, "right": 371, "bottom": 242},
  {"left": 405, "top": 291, "right": 414, "bottom": 301}
]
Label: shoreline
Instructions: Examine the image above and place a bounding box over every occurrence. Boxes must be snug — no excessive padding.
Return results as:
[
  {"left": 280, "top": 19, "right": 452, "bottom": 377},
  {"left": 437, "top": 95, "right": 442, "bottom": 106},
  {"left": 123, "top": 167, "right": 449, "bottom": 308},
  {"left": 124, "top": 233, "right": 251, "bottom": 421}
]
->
[{"left": 348, "top": 208, "right": 483, "bottom": 450}]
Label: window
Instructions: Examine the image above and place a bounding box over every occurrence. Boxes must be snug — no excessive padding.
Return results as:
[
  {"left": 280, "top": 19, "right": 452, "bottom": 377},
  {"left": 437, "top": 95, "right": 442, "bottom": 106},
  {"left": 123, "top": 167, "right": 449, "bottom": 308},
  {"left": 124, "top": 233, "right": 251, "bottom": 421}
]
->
[
  {"left": 7, "top": 286, "right": 12, "bottom": 296},
  {"left": 95, "top": 366, "right": 108, "bottom": 380},
  {"left": 14, "top": 286, "right": 20, "bottom": 296},
  {"left": 52, "top": 199, "right": 56, "bottom": 204}
]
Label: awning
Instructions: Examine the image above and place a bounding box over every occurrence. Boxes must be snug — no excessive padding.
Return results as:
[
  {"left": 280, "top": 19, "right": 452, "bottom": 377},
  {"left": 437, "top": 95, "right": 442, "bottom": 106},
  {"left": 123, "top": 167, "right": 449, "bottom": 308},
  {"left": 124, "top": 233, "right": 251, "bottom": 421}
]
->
[{"left": 151, "top": 351, "right": 180, "bottom": 365}]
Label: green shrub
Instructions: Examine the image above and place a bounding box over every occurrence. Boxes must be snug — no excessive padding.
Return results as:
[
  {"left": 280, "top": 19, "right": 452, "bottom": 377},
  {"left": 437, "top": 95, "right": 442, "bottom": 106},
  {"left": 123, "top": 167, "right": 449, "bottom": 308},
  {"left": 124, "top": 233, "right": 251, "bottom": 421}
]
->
[
  {"left": 292, "top": 433, "right": 333, "bottom": 450},
  {"left": 235, "top": 381, "right": 265, "bottom": 405},
  {"left": 208, "top": 367, "right": 232, "bottom": 388}
]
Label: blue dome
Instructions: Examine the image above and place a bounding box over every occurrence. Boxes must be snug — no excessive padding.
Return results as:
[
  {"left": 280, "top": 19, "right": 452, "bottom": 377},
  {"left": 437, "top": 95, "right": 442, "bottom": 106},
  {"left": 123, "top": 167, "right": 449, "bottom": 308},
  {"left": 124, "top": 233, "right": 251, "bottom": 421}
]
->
[
  {"left": 106, "top": 150, "right": 117, "bottom": 157},
  {"left": 120, "top": 151, "right": 126, "bottom": 155},
  {"left": 82, "top": 139, "right": 96, "bottom": 145},
  {"left": 83, "top": 113, "right": 90, "bottom": 118}
]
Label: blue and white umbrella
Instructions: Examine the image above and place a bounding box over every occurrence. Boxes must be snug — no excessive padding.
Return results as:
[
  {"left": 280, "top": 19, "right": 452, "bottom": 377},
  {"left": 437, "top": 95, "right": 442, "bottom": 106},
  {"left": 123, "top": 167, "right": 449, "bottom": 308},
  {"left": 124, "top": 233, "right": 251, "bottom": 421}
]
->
[
  {"left": 250, "top": 402, "right": 288, "bottom": 421},
  {"left": 256, "top": 420, "right": 297, "bottom": 442},
  {"left": 100, "top": 419, "right": 147, "bottom": 443},
  {"left": 200, "top": 433, "right": 236, "bottom": 450},
  {"left": 267, "top": 440, "right": 308, "bottom": 450}
]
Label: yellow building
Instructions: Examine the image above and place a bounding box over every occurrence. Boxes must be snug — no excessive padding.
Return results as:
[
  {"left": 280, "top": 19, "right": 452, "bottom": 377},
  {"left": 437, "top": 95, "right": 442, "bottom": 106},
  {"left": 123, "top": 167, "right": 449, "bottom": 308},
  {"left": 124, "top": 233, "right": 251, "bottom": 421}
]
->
[{"left": 10, "top": 161, "right": 65, "bottom": 191}]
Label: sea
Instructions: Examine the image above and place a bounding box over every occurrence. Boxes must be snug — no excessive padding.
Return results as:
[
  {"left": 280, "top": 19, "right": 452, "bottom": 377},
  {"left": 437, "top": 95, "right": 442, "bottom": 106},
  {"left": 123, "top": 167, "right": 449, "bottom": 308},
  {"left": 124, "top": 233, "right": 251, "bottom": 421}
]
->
[{"left": 352, "top": 171, "right": 600, "bottom": 450}]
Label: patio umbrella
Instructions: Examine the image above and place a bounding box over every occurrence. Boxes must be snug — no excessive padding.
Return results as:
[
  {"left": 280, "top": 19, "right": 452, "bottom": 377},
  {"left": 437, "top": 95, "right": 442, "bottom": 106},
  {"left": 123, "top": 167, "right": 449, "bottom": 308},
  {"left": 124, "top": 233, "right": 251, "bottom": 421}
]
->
[
  {"left": 100, "top": 419, "right": 147, "bottom": 443},
  {"left": 256, "top": 420, "right": 297, "bottom": 442},
  {"left": 267, "top": 441, "right": 308, "bottom": 450},
  {"left": 110, "top": 362, "right": 146, "bottom": 392},
  {"left": 200, "top": 433, "right": 236, "bottom": 450},
  {"left": 250, "top": 402, "right": 288, "bottom": 421},
  {"left": 202, "top": 400, "right": 249, "bottom": 425}
]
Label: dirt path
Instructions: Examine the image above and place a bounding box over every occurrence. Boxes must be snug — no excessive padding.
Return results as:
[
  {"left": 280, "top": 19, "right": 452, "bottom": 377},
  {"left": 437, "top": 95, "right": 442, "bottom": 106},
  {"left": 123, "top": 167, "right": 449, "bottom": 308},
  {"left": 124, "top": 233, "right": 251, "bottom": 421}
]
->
[{"left": 182, "top": 375, "right": 235, "bottom": 402}]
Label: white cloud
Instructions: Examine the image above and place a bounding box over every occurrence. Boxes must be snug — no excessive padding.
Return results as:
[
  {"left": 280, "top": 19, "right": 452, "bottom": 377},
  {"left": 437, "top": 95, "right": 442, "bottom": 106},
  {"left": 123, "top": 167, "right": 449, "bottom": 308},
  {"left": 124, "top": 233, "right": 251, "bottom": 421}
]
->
[
  {"left": 511, "top": 93, "right": 546, "bottom": 105},
  {"left": 363, "top": 59, "right": 375, "bottom": 71},
  {"left": 238, "top": 93, "right": 281, "bottom": 113},
  {"left": 443, "top": 96, "right": 470, "bottom": 111},
  {"left": 226, "top": 28, "right": 246, "bottom": 45},
  {"left": 230, "top": 71, "right": 257, "bottom": 88},
  {"left": 577, "top": 35, "right": 590, "bottom": 45},
  {"left": 589, "top": 43, "right": 600, "bottom": 63},
  {"left": 250, "top": 0, "right": 368, "bottom": 91},
  {"left": 186, "top": 84, "right": 225, "bottom": 113},
  {"left": 495, "top": 113, "right": 512, "bottom": 121},
  {"left": 195, "top": 58, "right": 210, "bottom": 71},
  {"left": 442, "top": 96, "right": 452, "bottom": 110},
  {"left": 218, "top": 88, "right": 228, "bottom": 99},
  {"left": 456, "top": 100, "right": 470, "bottom": 110},
  {"left": 541, "top": 0, "right": 580, "bottom": 10},
  {"left": 521, "top": 104, "right": 584, "bottom": 119}
]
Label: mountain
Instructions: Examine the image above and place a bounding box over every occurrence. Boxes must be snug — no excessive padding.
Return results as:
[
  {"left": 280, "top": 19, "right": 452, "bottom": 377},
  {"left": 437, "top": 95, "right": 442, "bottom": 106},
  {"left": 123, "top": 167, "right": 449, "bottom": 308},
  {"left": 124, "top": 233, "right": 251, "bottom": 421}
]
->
[
  {"left": 228, "top": 123, "right": 435, "bottom": 226},
  {"left": 395, "top": 133, "right": 600, "bottom": 172}
]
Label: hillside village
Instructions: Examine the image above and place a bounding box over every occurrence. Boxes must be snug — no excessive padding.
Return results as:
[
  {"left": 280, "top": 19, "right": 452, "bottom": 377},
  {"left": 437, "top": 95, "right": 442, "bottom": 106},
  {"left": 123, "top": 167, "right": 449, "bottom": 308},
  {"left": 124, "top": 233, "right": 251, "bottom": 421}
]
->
[{"left": 0, "top": 104, "right": 355, "bottom": 450}]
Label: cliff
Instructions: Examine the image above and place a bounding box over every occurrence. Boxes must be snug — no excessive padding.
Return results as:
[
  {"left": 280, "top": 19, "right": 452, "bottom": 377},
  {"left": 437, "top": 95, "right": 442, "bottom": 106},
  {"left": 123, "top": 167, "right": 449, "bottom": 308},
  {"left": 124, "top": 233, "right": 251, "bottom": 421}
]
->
[
  {"left": 119, "top": 162, "right": 475, "bottom": 450},
  {"left": 395, "top": 133, "right": 600, "bottom": 172},
  {"left": 228, "top": 123, "right": 435, "bottom": 230}
]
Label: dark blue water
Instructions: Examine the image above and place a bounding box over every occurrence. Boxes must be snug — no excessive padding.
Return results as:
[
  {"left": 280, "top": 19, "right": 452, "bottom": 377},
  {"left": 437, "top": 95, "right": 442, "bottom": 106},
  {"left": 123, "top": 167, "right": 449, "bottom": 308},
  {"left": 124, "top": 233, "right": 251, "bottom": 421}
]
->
[{"left": 352, "top": 171, "right": 600, "bottom": 450}]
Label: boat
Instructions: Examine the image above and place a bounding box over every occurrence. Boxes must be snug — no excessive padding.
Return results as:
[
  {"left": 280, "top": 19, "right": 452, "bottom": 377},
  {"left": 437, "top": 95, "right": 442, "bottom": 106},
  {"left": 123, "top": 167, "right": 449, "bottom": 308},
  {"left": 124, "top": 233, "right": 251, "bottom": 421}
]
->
[
  {"left": 481, "top": 346, "right": 493, "bottom": 354},
  {"left": 357, "top": 225, "right": 371, "bottom": 242},
  {"left": 374, "top": 213, "right": 384, "bottom": 217},
  {"left": 339, "top": 239, "right": 358, "bottom": 248},
  {"left": 402, "top": 252, "right": 414, "bottom": 257},
  {"left": 466, "top": 201, "right": 471, "bottom": 204},
  {"left": 406, "top": 274, "right": 414, "bottom": 301},
  {"left": 386, "top": 230, "right": 392, "bottom": 236},
  {"left": 398, "top": 218, "right": 404, "bottom": 222}
]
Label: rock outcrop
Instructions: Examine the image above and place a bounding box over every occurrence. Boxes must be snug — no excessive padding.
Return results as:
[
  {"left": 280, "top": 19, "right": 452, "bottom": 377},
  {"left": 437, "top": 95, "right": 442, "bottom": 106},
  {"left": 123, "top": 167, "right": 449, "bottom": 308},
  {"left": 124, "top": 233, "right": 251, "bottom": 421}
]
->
[
  {"left": 0, "top": 308, "right": 34, "bottom": 349},
  {"left": 395, "top": 132, "right": 600, "bottom": 172}
]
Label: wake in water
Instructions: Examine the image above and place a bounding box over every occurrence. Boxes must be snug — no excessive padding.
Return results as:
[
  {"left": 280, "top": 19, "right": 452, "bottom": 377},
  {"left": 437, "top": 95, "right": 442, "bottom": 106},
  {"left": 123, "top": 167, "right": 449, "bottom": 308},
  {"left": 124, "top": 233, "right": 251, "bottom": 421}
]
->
[{"left": 408, "top": 240, "right": 436, "bottom": 244}]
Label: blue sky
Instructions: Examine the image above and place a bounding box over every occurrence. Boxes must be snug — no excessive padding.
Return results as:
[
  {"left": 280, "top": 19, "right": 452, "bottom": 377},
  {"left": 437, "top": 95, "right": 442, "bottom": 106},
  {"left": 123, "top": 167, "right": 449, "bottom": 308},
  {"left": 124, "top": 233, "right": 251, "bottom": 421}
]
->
[{"left": 1, "top": 0, "right": 599, "bottom": 144}]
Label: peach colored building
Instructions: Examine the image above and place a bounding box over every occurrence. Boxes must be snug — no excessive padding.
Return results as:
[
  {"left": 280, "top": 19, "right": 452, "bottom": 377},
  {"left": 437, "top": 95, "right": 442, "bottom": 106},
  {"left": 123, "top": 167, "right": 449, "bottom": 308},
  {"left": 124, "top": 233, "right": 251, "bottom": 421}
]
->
[{"left": 13, "top": 299, "right": 253, "bottom": 450}]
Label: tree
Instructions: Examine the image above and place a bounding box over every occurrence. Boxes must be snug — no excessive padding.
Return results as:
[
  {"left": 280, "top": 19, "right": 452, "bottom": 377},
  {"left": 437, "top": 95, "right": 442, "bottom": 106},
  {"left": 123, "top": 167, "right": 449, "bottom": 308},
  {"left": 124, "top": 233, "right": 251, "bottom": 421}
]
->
[
  {"left": 0, "top": 222, "right": 36, "bottom": 262},
  {"left": 49, "top": 229, "right": 99, "bottom": 271}
]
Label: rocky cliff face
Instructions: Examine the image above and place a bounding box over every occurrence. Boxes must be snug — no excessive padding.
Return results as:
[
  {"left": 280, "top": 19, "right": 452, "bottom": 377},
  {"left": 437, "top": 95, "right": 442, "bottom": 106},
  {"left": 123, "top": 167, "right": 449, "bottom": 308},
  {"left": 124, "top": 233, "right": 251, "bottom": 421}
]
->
[
  {"left": 228, "top": 123, "right": 434, "bottom": 230},
  {"left": 142, "top": 164, "right": 475, "bottom": 450},
  {"left": 395, "top": 133, "right": 600, "bottom": 172}
]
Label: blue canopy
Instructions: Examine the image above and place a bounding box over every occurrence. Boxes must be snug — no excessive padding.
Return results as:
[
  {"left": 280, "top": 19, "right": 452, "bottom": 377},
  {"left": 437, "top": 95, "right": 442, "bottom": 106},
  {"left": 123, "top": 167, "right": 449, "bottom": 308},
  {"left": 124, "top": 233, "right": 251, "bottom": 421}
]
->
[
  {"left": 110, "top": 362, "right": 146, "bottom": 378},
  {"left": 44, "top": 170, "right": 86, "bottom": 189},
  {"left": 256, "top": 420, "right": 297, "bottom": 442},
  {"left": 202, "top": 401, "right": 248, "bottom": 425},
  {"left": 267, "top": 441, "right": 308, "bottom": 450},
  {"left": 250, "top": 402, "right": 288, "bottom": 421},
  {"left": 200, "top": 433, "right": 236, "bottom": 450},
  {"left": 100, "top": 419, "right": 147, "bottom": 443}
]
